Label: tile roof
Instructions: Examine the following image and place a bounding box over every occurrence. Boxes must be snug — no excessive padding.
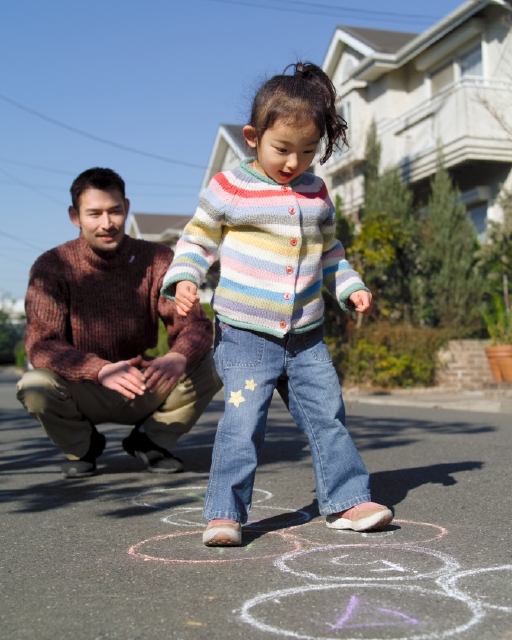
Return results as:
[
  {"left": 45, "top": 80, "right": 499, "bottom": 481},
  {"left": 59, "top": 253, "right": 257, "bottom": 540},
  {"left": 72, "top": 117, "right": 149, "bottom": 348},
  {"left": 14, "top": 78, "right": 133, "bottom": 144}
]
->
[{"left": 341, "top": 25, "right": 418, "bottom": 54}]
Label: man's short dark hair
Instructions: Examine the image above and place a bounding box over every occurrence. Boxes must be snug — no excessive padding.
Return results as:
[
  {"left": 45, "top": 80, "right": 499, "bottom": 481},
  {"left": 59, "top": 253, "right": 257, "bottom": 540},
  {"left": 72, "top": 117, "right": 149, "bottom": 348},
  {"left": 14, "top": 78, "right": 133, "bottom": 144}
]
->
[{"left": 70, "top": 168, "right": 126, "bottom": 210}]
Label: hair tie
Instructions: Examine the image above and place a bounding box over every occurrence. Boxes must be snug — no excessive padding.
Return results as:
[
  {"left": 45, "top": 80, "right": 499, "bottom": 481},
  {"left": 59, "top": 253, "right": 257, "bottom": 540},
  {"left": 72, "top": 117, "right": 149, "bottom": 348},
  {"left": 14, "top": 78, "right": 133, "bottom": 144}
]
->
[{"left": 294, "top": 63, "right": 314, "bottom": 80}]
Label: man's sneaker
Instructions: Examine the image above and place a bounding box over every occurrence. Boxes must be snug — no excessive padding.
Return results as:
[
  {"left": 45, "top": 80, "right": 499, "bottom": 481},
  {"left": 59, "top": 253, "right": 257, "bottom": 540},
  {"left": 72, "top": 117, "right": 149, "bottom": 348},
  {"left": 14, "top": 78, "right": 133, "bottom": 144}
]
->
[
  {"left": 203, "top": 521, "right": 242, "bottom": 546},
  {"left": 61, "top": 429, "right": 106, "bottom": 479},
  {"left": 122, "top": 428, "right": 184, "bottom": 474},
  {"left": 326, "top": 502, "right": 393, "bottom": 532},
  {"left": 61, "top": 459, "right": 97, "bottom": 478}
]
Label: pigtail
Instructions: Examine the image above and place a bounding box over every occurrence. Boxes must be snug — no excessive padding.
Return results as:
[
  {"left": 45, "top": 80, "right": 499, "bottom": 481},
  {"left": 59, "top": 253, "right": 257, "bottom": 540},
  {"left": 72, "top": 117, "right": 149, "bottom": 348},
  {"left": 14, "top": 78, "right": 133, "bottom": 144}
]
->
[{"left": 290, "top": 62, "right": 348, "bottom": 164}]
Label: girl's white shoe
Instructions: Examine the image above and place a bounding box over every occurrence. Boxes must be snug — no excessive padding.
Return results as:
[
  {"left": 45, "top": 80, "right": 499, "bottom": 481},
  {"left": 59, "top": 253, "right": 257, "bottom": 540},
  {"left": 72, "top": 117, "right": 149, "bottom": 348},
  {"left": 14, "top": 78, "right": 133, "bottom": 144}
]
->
[{"left": 326, "top": 502, "right": 393, "bottom": 532}]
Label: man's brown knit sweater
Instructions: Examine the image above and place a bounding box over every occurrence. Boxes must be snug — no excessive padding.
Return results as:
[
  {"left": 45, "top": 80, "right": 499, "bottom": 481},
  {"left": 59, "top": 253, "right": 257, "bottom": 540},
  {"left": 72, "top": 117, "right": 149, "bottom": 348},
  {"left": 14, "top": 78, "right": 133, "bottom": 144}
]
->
[{"left": 25, "top": 234, "right": 213, "bottom": 383}]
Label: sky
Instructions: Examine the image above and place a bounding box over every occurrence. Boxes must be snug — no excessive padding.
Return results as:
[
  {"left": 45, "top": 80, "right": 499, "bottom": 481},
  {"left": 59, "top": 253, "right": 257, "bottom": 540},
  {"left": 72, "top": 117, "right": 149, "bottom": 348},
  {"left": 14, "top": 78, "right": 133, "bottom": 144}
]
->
[{"left": 0, "top": 0, "right": 464, "bottom": 300}]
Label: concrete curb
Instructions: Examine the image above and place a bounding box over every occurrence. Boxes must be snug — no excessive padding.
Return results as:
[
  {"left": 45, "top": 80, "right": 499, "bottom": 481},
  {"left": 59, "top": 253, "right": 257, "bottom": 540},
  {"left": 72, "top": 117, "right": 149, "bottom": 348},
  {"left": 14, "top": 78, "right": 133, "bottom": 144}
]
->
[{"left": 344, "top": 388, "right": 512, "bottom": 414}]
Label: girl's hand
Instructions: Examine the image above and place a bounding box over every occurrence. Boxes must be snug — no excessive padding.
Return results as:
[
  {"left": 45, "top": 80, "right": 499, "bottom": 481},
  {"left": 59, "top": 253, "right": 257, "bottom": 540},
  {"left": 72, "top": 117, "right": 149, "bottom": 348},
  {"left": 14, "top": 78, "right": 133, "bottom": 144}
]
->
[
  {"left": 175, "top": 281, "right": 199, "bottom": 316},
  {"left": 349, "top": 290, "right": 372, "bottom": 315}
]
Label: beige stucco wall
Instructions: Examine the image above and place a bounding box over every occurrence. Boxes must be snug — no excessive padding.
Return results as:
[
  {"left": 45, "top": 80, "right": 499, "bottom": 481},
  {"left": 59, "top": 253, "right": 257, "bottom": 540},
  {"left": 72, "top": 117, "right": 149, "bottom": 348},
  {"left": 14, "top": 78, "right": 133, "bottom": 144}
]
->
[{"left": 318, "top": 4, "right": 512, "bottom": 220}]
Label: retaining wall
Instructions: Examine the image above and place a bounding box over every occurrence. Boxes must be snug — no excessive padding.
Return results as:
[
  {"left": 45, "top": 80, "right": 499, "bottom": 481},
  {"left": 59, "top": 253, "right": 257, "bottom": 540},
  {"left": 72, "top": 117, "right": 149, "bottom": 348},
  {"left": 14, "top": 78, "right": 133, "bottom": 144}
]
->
[{"left": 436, "top": 340, "right": 494, "bottom": 390}]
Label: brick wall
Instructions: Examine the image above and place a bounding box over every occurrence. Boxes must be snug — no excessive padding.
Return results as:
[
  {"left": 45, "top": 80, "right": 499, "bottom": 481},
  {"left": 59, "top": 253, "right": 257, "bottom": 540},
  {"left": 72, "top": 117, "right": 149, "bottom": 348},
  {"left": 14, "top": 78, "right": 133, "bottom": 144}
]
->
[{"left": 436, "top": 340, "right": 494, "bottom": 390}]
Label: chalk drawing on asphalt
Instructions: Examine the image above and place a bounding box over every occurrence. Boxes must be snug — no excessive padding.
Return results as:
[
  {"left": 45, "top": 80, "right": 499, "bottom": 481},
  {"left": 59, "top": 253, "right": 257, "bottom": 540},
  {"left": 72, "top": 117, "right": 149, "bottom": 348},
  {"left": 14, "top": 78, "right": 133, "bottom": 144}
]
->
[
  {"left": 274, "top": 544, "right": 459, "bottom": 582},
  {"left": 238, "top": 582, "right": 485, "bottom": 640},
  {"left": 127, "top": 486, "right": 511, "bottom": 637},
  {"left": 127, "top": 529, "right": 303, "bottom": 564}
]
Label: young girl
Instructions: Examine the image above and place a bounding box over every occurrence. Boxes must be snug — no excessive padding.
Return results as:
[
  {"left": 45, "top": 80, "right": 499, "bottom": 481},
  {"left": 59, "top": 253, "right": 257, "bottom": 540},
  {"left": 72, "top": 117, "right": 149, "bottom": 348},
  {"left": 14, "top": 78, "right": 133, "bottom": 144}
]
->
[{"left": 162, "top": 62, "right": 392, "bottom": 546}]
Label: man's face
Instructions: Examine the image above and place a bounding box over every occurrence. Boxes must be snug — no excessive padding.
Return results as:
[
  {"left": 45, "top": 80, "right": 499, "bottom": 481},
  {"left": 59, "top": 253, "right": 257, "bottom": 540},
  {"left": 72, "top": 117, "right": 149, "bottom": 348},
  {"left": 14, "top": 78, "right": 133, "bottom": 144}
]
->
[{"left": 69, "top": 188, "right": 130, "bottom": 252}]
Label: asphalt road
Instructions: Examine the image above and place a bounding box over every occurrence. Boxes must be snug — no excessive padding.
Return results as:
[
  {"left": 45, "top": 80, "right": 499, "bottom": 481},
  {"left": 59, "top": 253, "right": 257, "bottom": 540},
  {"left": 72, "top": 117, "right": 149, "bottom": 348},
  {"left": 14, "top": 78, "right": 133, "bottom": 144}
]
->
[{"left": 1, "top": 367, "right": 511, "bottom": 640}]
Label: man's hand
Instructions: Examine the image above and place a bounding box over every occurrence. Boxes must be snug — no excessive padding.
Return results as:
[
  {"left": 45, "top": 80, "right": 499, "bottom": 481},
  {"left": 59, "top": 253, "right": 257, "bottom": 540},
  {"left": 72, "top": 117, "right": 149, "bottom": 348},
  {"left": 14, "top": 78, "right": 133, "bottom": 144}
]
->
[
  {"left": 349, "top": 290, "right": 373, "bottom": 314},
  {"left": 98, "top": 356, "right": 146, "bottom": 399},
  {"left": 175, "top": 281, "right": 200, "bottom": 317},
  {"left": 141, "top": 352, "right": 187, "bottom": 394}
]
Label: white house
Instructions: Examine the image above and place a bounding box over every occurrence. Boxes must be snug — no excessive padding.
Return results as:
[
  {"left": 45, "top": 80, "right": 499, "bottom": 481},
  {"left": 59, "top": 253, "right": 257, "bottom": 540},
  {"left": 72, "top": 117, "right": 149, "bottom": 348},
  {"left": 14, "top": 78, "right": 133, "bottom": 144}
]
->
[
  {"left": 127, "top": 212, "right": 219, "bottom": 303},
  {"left": 200, "top": 124, "right": 251, "bottom": 193},
  {"left": 318, "top": 0, "right": 512, "bottom": 235},
  {"left": 127, "top": 213, "right": 193, "bottom": 250}
]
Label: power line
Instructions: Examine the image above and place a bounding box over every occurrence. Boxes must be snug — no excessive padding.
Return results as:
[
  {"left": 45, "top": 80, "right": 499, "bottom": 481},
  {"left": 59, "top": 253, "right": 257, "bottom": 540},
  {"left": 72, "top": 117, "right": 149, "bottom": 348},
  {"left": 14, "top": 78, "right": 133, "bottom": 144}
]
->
[
  {"left": 0, "top": 157, "right": 74, "bottom": 177},
  {"left": 0, "top": 251, "right": 35, "bottom": 268},
  {"left": 199, "top": 0, "right": 437, "bottom": 25},
  {"left": 0, "top": 167, "right": 68, "bottom": 207},
  {"left": 0, "top": 93, "right": 207, "bottom": 170},
  {"left": 0, "top": 230, "right": 46, "bottom": 253},
  {"left": 264, "top": 0, "right": 436, "bottom": 20},
  {"left": 0, "top": 179, "right": 197, "bottom": 194},
  {"left": 0, "top": 157, "right": 200, "bottom": 188}
]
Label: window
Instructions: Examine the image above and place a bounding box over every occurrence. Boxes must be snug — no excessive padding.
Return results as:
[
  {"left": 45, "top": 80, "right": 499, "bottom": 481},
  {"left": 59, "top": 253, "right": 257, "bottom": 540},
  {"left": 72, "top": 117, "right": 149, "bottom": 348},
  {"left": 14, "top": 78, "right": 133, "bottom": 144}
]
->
[
  {"left": 337, "top": 101, "right": 351, "bottom": 148},
  {"left": 429, "top": 43, "right": 483, "bottom": 96},
  {"left": 459, "top": 45, "right": 482, "bottom": 77},
  {"left": 468, "top": 203, "right": 487, "bottom": 240}
]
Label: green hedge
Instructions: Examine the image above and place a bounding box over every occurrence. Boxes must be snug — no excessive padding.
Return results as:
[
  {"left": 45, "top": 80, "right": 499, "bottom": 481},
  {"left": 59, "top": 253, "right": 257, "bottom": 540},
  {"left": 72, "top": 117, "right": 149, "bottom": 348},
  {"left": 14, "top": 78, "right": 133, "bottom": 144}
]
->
[
  {"left": 326, "top": 323, "right": 450, "bottom": 388},
  {"left": 146, "top": 304, "right": 214, "bottom": 358},
  {"left": 0, "top": 315, "right": 24, "bottom": 365}
]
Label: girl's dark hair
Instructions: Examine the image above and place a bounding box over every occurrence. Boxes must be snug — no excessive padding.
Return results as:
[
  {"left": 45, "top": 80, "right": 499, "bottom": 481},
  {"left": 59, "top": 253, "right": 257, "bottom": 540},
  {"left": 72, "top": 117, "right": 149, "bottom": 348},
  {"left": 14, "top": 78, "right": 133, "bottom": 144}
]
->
[{"left": 248, "top": 62, "right": 348, "bottom": 164}]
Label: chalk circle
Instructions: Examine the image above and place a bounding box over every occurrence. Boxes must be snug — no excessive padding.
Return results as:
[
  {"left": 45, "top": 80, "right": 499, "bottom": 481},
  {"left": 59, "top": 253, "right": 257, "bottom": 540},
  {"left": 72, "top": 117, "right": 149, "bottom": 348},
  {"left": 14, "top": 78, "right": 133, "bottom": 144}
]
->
[
  {"left": 240, "top": 582, "right": 484, "bottom": 640},
  {"left": 132, "top": 486, "right": 273, "bottom": 511},
  {"left": 128, "top": 529, "right": 303, "bottom": 564},
  {"left": 443, "top": 565, "right": 512, "bottom": 612},
  {"left": 275, "top": 543, "right": 460, "bottom": 583},
  {"left": 161, "top": 505, "right": 312, "bottom": 529},
  {"left": 286, "top": 519, "right": 447, "bottom": 548}
]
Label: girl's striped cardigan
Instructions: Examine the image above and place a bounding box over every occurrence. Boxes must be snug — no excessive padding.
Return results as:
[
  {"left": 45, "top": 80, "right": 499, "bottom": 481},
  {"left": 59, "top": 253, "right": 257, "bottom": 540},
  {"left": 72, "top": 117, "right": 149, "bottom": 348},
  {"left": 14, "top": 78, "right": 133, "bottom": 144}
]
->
[{"left": 162, "top": 160, "right": 369, "bottom": 337}]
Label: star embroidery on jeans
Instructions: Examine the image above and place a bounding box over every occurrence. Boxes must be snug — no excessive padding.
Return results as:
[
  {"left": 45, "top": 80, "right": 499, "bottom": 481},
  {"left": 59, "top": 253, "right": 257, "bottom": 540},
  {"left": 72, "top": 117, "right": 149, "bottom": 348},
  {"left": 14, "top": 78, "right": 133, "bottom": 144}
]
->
[
  {"left": 245, "top": 379, "right": 258, "bottom": 391},
  {"left": 228, "top": 390, "right": 246, "bottom": 408}
]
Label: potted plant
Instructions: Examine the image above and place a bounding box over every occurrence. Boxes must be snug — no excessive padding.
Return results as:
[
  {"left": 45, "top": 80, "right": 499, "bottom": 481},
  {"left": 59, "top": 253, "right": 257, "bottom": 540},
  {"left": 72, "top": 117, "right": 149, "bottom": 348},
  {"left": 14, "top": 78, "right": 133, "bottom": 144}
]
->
[
  {"left": 483, "top": 296, "right": 512, "bottom": 382},
  {"left": 478, "top": 191, "right": 512, "bottom": 381}
]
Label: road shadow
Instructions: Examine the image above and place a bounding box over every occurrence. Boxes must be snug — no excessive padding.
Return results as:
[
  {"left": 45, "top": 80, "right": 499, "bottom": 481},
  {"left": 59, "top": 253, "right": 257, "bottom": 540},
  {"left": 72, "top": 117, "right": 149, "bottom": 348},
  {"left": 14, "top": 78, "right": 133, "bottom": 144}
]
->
[
  {"left": 0, "top": 391, "right": 491, "bottom": 514},
  {"left": 370, "top": 461, "right": 484, "bottom": 508}
]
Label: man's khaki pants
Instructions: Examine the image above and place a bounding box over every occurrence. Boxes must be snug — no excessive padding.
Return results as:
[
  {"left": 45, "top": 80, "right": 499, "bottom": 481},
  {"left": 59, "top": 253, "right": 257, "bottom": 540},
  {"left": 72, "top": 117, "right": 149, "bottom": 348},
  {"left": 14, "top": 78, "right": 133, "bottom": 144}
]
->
[{"left": 16, "top": 349, "right": 222, "bottom": 460}]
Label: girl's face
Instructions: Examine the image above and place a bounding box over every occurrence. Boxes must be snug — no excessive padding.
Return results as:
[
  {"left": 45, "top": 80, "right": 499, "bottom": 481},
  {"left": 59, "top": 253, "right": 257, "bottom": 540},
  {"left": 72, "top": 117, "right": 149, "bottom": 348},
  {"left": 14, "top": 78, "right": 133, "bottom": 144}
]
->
[{"left": 243, "top": 119, "right": 320, "bottom": 184}]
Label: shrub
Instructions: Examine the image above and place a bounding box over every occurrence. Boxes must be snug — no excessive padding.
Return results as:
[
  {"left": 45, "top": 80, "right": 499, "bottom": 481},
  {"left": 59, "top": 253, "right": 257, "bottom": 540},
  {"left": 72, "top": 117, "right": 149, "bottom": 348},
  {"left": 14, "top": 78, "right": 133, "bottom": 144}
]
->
[
  {"left": 326, "top": 323, "right": 450, "bottom": 388},
  {"left": 0, "top": 313, "right": 23, "bottom": 364},
  {"left": 146, "top": 305, "right": 215, "bottom": 358},
  {"left": 14, "top": 341, "right": 27, "bottom": 369}
]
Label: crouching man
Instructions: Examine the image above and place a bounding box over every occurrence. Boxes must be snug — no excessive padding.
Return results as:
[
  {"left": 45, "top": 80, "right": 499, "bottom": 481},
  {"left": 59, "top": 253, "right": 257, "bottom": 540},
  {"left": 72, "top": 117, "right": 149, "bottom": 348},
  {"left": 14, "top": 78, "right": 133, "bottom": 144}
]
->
[{"left": 17, "top": 167, "right": 222, "bottom": 478}]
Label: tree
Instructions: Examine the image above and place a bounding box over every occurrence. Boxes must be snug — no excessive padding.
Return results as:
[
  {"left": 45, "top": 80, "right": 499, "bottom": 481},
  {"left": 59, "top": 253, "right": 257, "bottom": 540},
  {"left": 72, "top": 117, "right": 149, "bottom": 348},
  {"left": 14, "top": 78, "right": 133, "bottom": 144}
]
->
[
  {"left": 0, "top": 310, "right": 21, "bottom": 363},
  {"left": 477, "top": 189, "right": 512, "bottom": 316},
  {"left": 419, "top": 160, "right": 483, "bottom": 330},
  {"left": 324, "top": 194, "right": 356, "bottom": 339},
  {"left": 363, "top": 119, "right": 381, "bottom": 190},
  {"left": 334, "top": 193, "right": 354, "bottom": 250},
  {"left": 349, "top": 122, "right": 420, "bottom": 322}
]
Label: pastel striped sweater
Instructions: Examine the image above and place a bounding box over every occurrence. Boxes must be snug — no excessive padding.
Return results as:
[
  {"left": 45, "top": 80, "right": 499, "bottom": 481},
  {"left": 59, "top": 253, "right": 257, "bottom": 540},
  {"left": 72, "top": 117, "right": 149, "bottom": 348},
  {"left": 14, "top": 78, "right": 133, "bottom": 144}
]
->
[{"left": 162, "top": 160, "right": 369, "bottom": 337}]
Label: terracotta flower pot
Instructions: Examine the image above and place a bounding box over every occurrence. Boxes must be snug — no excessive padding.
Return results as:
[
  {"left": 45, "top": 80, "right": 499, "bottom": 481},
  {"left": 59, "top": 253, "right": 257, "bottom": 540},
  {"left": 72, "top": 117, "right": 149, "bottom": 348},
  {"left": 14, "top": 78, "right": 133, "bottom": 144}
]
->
[
  {"left": 485, "top": 345, "right": 512, "bottom": 382},
  {"left": 499, "top": 357, "right": 512, "bottom": 382}
]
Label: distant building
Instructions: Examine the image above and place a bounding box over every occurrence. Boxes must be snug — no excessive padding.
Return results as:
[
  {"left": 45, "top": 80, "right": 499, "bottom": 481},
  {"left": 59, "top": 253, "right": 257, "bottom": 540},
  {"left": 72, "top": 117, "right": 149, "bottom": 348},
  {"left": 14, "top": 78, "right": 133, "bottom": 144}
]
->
[
  {"left": 127, "top": 213, "right": 193, "bottom": 251},
  {"left": 200, "top": 124, "right": 251, "bottom": 193},
  {"left": 1, "top": 298, "right": 25, "bottom": 322},
  {"left": 317, "top": 0, "right": 512, "bottom": 235},
  {"left": 127, "top": 212, "right": 217, "bottom": 303}
]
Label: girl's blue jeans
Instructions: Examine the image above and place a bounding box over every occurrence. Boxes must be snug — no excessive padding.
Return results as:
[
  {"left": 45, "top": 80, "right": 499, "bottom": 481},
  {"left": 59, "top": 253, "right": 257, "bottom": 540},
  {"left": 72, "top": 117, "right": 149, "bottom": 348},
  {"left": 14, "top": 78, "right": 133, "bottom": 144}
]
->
[{"left": 203, "top": 321, "right": 371, "bottom": 524}]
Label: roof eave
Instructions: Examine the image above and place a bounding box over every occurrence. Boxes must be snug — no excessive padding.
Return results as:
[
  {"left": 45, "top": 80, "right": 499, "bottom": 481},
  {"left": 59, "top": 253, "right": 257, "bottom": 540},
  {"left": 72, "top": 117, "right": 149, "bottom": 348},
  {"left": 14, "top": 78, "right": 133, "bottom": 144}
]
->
[
  {"left": 323, "top": 26, "right": 375, "bottom": 78},
  {"left": 341, "top": 0, "right": 510, "bottom": 85},
  {"left": 221, "top": 125, "right": 248, "bottom": 160},
  {"left": 395, "top": 0, "right": 500, "bottom": 68},
  {"left": 352, "top": 55, "right": 397, "bottom": 82}
]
